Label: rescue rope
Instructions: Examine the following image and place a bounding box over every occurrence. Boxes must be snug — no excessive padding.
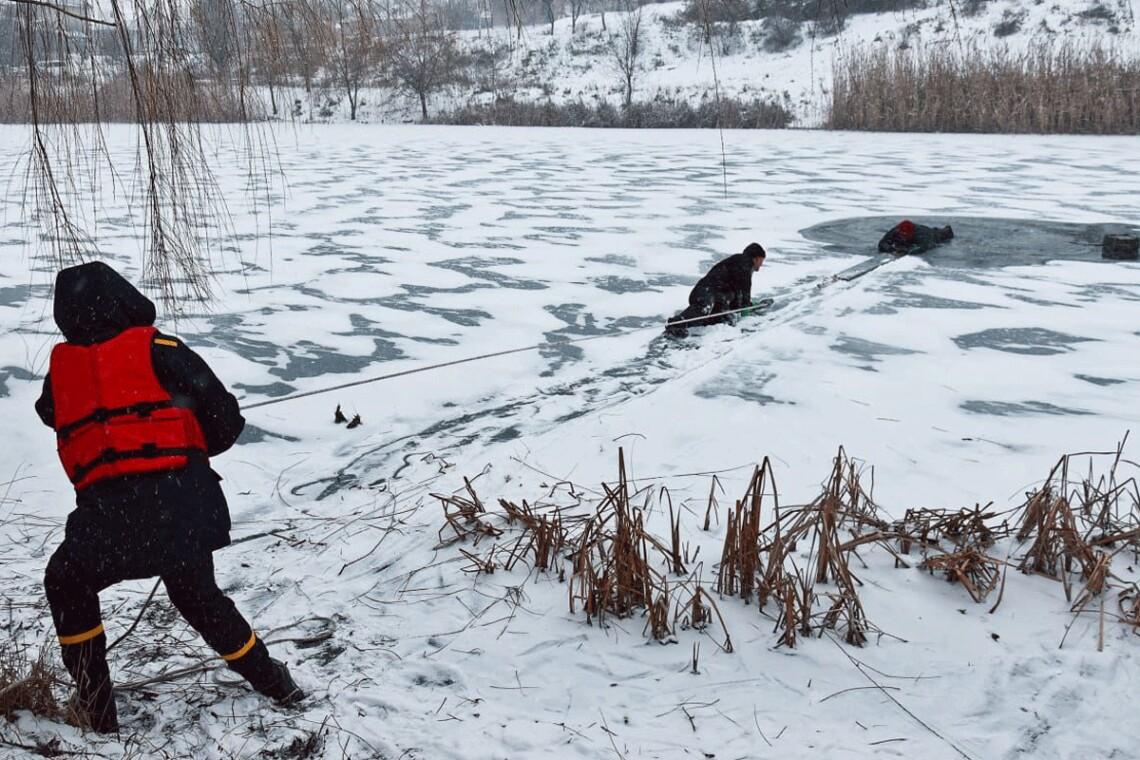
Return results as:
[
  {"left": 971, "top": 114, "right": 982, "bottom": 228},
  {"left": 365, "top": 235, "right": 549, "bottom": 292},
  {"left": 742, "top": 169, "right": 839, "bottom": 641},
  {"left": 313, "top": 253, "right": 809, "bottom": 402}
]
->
[
  {"left": 239, "top": 249, "right": 902, "bottom": 413},
  {"left": 238, "top": 302, "right": 769, "bottom": 412}
]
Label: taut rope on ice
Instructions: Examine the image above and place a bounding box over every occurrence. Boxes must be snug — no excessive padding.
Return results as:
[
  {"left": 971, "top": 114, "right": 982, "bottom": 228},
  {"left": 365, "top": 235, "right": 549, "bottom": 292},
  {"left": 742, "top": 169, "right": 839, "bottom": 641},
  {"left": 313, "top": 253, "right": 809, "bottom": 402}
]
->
[{"left": 239, "top": 255, "right": 897, "bottom": 413}]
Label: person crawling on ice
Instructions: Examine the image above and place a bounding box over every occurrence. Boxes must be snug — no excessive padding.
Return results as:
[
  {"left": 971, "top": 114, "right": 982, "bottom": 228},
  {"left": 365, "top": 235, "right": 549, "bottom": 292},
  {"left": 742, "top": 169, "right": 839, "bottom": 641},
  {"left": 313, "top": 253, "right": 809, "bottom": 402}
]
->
[
  {"left": 35, "top": 262, "right": 303, "bottom": 733},
  {"left": 666, "top": 243, "right": 766, "bottom": 338},
  {"left": 878, "top": 219, "right": 954, "bottom": 255}
]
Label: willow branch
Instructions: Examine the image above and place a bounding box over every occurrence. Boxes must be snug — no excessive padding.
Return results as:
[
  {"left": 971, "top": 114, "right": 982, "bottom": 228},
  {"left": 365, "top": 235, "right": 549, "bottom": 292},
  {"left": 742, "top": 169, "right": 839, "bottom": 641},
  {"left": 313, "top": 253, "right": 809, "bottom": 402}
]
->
[{"left": 4, "top": 0, "right": 117, "bottom": 26}]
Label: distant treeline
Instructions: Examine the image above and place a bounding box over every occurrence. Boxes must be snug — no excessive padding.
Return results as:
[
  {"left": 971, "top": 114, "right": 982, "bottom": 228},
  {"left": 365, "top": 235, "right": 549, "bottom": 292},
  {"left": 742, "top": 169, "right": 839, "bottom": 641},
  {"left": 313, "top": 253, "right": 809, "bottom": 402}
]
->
[
  {"left": 828, "top": 42, "right": 1140, "bottom": 134},
  {"left": 428, "top": 94, "right": 793, "bottom": 128}
]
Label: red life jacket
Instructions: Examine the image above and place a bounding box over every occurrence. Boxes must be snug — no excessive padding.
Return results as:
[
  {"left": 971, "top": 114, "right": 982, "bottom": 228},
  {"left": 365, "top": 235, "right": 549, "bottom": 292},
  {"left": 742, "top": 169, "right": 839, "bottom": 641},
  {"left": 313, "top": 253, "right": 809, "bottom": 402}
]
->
[{"left": 49, "top": 326, "right": 208, "bottom": 490}]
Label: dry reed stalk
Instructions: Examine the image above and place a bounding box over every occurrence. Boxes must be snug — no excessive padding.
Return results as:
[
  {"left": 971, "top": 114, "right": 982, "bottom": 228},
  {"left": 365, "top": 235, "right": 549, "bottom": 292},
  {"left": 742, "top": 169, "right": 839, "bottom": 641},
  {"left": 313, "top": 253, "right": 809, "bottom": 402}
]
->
[
  {"left": 716, "top": 503, "right": 741, "bottom": 597},
  {"left": 667, "top": 492, "right": 685, "bottom": 576},
  {"left": 771, "top": 570, "right": 812, "bottom": 649},
  {"left": 568, "top": 449, "right": 674, "bottom": 639},
  {"left": 922, "top": 548, "right": 1003, "bottom": 603},
  {"left": 646, "top": 584, "right": 672, "bottom": 641},
  {"left": 459, "top": 546, "right": 497, "bottom": 575},
  {"left": 1118, "top": 587, "right": 1140, "bottom": 632},
  {"left": 820, "top": 590, "right": 869, "bottom": 647},
  {"left": 673, "top": 584, "right": 734, "bottom": 652},
  {"left": 702, "top": 475, "right": 723, "bottom": 531},
  {"left": 1071, "top": 551, "right": 1112, "bottom": 613},
  {"left": 715, "top": 459, "right": 777, "bottom": 602},
  {"left": 896, "top": 504, "right": 1007, "bottom": 555},
  {"left": 499, "top": 499, "right": 567, "bottom": 573},
  {"left": 754, "top": 448, "right": 885, "bottom": 647},
  {"left": 0, "top": 641, "right": 62, "bottom": 721},
  {"left": 757, "top": 519, "right": 788, "bottom": 607},
  {"left": 1017, "top": 490, "right": 1098, "bottom": 597},
  {"left": 433, "top": 478, "right": 503, "bottom": 548}
]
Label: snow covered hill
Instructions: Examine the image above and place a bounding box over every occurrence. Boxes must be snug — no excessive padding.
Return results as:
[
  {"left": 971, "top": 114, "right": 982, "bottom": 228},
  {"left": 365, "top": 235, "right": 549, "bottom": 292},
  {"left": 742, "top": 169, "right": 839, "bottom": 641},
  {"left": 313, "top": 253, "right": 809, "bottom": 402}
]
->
[
  {"left": 297, "top": 0, "right": 1140, "bottom": 125},
  {"left": 2, "top": 125, "right": 1140, "bottom": 758}
]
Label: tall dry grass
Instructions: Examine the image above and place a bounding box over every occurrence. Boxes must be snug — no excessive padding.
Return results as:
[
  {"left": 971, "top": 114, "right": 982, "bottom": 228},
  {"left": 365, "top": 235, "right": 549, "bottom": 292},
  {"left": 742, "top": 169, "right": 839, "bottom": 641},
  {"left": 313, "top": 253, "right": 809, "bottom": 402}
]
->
[
  {"left": 0, "top": 71, "right": 262, "bottom": 124},
  {"left": 828, "top": 42, "right": 1140, "bottom": 134}
]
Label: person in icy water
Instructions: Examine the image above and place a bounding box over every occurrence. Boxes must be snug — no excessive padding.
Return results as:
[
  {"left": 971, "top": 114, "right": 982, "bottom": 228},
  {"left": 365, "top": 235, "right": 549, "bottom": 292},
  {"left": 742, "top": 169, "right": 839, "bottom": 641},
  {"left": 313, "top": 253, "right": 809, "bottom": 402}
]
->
[
  {"left": 35, "top": 262, "right": 303, "bottom": 733},
  {"left": 665, "top": 243, "right": 766, "bottom": 337},
  {"left": 878, "top": 219, "right": 955, "bottom": 255}
]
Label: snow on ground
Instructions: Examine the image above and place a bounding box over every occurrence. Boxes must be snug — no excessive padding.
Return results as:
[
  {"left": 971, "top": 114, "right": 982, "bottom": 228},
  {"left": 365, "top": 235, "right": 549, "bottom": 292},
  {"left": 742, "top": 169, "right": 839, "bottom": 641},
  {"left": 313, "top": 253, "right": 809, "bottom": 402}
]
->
[
  {"left": 1, "top": 125, "right": 1140, "bottom": 758},
  {"left": 298, "top": 0, "right": 1140, "bottom": 125}
]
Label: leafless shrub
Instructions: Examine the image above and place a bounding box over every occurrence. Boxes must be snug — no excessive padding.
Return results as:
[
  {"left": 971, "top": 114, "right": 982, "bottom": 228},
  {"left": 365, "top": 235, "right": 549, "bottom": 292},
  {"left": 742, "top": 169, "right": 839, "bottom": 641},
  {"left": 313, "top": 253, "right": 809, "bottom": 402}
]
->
[
  {"left": 430, "top": 94, "right": 792, "bottom": 127},
  {"left": 829, "top": 41, "right": 1140, "bottom": 134},
  {"left": 992, "top": 8, "right": 1025, "bottom": 37},
  {"left": 760, "top": 15, "right": 801, "bottom": 52}
]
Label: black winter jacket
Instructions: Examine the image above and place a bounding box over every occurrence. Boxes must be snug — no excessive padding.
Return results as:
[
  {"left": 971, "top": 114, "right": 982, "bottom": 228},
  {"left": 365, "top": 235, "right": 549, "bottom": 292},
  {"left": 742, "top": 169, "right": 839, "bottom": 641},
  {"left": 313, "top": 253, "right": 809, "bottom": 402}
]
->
[
  {"left": 36, "top": 262, "right": 244, "bottom": 567},
  {"left": 693, "top": 252, "right": 755, "bottom": 309},
  {"left": 878, "top": 223, "right": 954, "bottom": 255}
]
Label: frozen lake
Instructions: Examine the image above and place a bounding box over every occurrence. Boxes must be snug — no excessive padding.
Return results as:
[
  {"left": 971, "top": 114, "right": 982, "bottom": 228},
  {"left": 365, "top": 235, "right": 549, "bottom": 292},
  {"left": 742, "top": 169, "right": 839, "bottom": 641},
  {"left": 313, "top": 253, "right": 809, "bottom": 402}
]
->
[
  {"left": 2, "top": 125, "right": 1140, "bottom": 759},
  {"left": 2, "top": 127, "right": 1137, "bottom": 491}
]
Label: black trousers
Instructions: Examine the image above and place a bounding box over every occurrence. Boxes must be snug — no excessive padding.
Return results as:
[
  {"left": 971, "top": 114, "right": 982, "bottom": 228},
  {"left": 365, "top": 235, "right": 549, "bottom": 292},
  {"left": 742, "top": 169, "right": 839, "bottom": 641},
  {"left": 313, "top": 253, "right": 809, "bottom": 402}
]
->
[
  {"left": 45, "top": 547, "right": 256, "bottom": 658},
  {"left": 44, "top": 543, "right": 275, "bottom": 707},
  {"left": 668, "top": 284, "right": 735, "bottom": 334}
]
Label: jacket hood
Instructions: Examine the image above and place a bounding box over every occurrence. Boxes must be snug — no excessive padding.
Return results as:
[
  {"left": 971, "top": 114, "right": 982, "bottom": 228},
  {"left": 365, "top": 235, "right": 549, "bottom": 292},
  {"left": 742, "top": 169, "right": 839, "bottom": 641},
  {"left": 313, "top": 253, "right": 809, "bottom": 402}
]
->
[{"left": 54, "top": 261, "right": 156, "bottom": 345}]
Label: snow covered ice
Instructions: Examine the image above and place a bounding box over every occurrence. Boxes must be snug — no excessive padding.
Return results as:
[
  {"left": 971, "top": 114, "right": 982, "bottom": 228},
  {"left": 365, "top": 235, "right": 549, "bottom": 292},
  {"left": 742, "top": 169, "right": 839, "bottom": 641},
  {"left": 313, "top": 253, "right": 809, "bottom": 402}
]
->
[{"left": 2, "top": 125, "right": 1140, "bottom": 758}]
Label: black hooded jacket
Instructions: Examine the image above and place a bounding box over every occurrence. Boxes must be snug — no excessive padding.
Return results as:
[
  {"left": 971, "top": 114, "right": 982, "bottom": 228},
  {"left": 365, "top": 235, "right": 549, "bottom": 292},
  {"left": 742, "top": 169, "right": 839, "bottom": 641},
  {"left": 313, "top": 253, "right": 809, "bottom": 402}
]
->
[
  {"left": 693, "top": 252, "right": 755, "bottom": 309},
  {"left": 877, "top": 223, "right": 955, "bottom": 255},
  {"left": 36, "top": 262, "right": 244, "bottom": 565}
]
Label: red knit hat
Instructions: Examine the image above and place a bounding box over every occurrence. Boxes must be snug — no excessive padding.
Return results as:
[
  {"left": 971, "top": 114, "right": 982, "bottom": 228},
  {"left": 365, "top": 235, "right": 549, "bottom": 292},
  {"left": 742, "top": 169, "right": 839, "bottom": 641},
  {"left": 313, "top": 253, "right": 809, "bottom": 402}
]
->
[{"left": 897, "top": 219, "right": 917, "bottom": 242}]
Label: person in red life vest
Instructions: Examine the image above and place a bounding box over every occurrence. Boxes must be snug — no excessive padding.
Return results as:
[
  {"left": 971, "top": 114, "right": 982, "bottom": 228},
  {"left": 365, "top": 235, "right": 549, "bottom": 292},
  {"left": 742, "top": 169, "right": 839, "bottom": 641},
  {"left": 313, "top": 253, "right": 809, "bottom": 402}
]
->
[
  {"left": 35, "top": 262, "right": 303, "bottom": 733},
  {"left": 878, "top": 219, "right": 954, "bottom": 255}
]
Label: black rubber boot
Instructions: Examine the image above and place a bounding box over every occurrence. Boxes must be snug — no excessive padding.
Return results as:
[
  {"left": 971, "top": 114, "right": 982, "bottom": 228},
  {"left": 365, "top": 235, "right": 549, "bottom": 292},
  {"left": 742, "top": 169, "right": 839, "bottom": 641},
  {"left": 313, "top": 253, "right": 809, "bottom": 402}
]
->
[
  {"left": 227, "top": 640, "right": 305, "bottom": 705},
  {"left": 256, "top": 659, "right": 305, "bottom": 705},
  {"left": 60, "top": 634, "right": 119, "bottom": 734}
]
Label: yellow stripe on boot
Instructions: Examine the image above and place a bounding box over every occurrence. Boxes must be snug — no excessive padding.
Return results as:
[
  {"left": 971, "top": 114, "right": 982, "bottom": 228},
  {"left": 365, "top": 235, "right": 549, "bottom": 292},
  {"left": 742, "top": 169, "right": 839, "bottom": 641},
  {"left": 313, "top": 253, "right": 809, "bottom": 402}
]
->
[
  {"left": 58, "top": 623, "right": 105, "bottom": 646},
  {"left": 221, "top": 632, "right": 257, "bottom": 662}
]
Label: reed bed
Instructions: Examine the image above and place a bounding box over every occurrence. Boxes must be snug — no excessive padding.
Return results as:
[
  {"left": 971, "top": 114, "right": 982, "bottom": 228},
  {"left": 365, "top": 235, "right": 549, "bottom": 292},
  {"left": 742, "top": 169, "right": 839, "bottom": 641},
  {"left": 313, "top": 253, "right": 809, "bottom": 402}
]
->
[{"left": 828, "top": 41, "right": 1140, "bottom": 134}]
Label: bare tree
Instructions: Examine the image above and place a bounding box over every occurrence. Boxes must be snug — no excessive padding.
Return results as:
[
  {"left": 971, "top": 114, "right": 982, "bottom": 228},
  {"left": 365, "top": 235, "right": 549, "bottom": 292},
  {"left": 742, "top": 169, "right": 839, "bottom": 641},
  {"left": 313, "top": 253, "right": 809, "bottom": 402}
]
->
[
  {"left": 327, "top": 0, "right": 384, "bottom": 121},
  {"left": 569, "top": 0, "right": 586, "bottom": 33},
  {"left": 386, "top": 0, "right": 462, "bottom": 120},
  {"left": 610, "top": 0, "right": 643, "bottom": 108},
  {"left": 541, "top": 0, "right": 556, "bottom": 34}
]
